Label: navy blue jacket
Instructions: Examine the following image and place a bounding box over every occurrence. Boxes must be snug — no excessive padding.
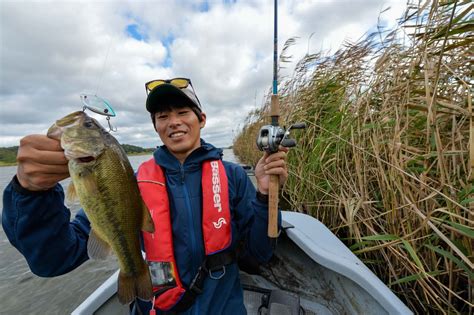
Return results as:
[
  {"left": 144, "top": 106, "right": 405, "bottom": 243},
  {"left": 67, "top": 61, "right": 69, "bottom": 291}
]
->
[{"left": 2, "top": 140, "right": 275, "bottom": 314}]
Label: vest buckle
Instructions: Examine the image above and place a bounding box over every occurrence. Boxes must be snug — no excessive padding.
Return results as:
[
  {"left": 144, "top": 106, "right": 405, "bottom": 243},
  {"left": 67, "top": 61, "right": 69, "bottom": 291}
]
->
[{"left": 208, "top": 265, "right": 226, "bottom": 280}]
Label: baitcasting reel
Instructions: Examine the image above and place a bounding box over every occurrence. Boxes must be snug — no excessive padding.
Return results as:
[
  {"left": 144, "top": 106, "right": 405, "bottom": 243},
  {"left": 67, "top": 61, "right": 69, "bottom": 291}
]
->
[{"left": 256, "top": 122, "right": 306, "bottom": 153}]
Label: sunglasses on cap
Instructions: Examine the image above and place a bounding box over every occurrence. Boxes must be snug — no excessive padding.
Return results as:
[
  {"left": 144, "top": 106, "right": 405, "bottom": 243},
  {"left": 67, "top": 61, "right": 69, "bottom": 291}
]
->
[
  {"left": 145, "top": 77, "right": 202, "bottom": 108},
  {"left": 145, "top": 78, "right": 193, "bottom": 94}
]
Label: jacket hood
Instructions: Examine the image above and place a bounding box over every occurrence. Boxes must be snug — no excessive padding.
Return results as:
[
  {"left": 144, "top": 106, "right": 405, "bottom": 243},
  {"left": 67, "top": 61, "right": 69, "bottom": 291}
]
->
[{"left": 153, "top": 139, "right": 223, "bottom": 172}]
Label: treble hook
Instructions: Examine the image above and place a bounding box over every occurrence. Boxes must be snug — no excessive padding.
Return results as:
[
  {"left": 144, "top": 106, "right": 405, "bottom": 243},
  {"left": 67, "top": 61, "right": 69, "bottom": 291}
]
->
[{"left": 107, "top": 116, "right": 117, "bottom": 132}]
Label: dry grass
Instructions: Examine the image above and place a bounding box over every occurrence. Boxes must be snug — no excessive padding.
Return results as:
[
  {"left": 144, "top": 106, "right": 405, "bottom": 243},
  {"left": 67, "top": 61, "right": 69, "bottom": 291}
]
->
[{"left": 233, "top": 1, "right": 473, "bottom": 313}]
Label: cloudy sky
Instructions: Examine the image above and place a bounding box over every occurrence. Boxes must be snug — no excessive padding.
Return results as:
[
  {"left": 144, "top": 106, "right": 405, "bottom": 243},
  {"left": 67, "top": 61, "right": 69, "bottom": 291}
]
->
[{"left": 0, "top": 0, "right": 406, "bottom": 149}]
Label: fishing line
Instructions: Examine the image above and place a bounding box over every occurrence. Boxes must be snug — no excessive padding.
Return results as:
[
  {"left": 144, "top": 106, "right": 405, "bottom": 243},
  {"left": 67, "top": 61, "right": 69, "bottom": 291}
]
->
[
  {"left": 80, "top": 35, "right": 117, "bottom": 131},
  {"left": 95, "top": 35, "right": 113, "bottom": 96}
]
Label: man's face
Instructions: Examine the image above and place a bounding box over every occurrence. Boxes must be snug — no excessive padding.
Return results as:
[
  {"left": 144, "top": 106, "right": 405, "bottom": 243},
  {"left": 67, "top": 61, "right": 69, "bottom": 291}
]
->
[{"left": 154, "top": 106, "right": 206, "bottom": 163}]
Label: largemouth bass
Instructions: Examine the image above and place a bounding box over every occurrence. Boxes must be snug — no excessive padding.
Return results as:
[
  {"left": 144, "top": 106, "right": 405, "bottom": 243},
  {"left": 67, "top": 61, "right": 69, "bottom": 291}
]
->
[{"left": 47, "top": 111, "right": 154, "bottom": 304}]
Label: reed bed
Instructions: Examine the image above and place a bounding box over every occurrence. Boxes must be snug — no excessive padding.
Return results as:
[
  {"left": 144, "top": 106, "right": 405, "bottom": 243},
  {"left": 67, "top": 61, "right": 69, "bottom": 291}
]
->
[{"left": 233, "top": 1, "right": 473, "bottom": 313}]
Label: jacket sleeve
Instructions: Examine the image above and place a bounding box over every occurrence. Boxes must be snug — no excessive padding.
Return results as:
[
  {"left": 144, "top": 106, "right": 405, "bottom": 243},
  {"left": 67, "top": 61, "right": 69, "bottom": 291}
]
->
[
  {"left": 226, "top": 163, "right": 281, "bottom": 263},
  {"left": 2, "top": 176, "right": 90, "bottom": 277}
]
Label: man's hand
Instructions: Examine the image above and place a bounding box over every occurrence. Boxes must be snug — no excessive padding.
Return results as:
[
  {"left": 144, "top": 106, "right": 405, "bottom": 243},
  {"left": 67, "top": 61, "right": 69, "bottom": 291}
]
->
[
  {"left": 16, "top": 135, "right": 70, "bottom": 191},
  {"left": 254, "top": 146, "right": 289, "bottom": 195}
]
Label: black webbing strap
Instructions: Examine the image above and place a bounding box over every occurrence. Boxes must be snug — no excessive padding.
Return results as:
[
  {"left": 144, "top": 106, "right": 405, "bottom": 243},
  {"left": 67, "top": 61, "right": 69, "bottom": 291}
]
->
[
  {"left": 206, "top": 250, "right": 236, "bottom": 270},
  {"left": 161, "top": 250, "right": 236, "bottom": 313}
]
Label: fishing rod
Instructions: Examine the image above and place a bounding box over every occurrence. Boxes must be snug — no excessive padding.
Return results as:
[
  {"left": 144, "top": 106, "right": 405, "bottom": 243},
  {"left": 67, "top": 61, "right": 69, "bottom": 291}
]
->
[{"left": 256, "top": 0, "right": 305, "bottom": 239}]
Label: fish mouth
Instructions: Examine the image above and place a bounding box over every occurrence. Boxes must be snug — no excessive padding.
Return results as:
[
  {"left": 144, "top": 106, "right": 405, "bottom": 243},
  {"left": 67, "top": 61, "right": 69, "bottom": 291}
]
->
[
  {"left": 65, "top": 151, "right": 99, "bottom": 163},
  {"left": 77, "top": 156, "right": 96, "bottom": 163}
]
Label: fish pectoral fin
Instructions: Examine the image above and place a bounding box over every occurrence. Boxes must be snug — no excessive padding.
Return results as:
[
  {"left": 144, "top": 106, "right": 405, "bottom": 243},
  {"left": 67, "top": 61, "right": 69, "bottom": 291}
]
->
[
  {"left": 140, "top": 201, "right": 155, "bottom": 233},
  {"left": 87, "top": 228, "right": 111, "bottom": 260},
  {"left": 66, "top": 182, "right": 77, "bottom": 201},
  {"left": 82, "top": 175, "right": 99, "bottom": 194}
]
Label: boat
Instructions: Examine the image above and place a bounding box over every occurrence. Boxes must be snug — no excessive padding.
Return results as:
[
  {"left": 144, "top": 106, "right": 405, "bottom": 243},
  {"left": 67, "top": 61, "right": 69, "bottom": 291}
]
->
[{"left": 72, "top": 210, "right": 413, "bottom": 315}]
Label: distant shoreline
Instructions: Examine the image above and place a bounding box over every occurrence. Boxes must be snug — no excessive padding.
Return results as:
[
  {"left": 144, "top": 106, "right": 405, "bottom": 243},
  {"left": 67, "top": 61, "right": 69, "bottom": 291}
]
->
[
  {"left": 0, "top": 152, "right": 154, "bottom": 167},
  {"left": 0, "top": 162, "right": 17, "bottom": 167},
  {"left": 126, "top": 152, "right": 154, "bottom": 156},
  {"left": 0, "top": 149, "right": 235, "bottom": 167}
]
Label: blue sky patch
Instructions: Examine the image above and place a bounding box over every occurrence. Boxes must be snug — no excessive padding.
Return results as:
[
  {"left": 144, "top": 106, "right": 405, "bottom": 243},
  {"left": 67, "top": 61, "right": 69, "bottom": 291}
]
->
[
  {"left": 161, "top": 33, "right": 175, "bottom": 68},
  {"left": 126, "top": 24, "right": 148, "bottom": 41},
  {"left": 195, "top": 1, "right": 210, "bottom": 12}
]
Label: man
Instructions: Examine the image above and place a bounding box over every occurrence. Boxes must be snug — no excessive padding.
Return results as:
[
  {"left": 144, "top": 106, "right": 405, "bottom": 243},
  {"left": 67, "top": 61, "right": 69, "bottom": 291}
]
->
[{"left": 2, "top": 78, "right": 288, "bottom": 314}]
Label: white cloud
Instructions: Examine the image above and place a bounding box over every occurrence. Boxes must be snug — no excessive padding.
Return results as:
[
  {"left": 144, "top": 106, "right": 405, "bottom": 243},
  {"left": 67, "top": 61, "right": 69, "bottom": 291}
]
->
[{"left": 0, "top": 0, "right": 407, "bottom": 149}]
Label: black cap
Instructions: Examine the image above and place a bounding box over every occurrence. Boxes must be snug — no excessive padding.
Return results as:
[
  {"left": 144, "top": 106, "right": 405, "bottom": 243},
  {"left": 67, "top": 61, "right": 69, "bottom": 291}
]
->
[{"left": 146, "top": 83, "right": 202, "bottom": 113}]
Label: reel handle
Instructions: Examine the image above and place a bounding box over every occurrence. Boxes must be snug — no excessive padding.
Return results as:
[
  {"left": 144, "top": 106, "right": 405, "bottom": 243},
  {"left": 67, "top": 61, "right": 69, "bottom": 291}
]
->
[
  {"left": 280, "top": 138, "right": 296, "bottom": 148},
  {"left": 290, "top": 122, "right": 306, "bottom": 129}
]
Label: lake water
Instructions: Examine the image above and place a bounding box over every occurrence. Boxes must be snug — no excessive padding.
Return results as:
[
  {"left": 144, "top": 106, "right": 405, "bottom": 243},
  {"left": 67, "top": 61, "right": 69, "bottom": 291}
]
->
[{"left": 0, "top": 150, "right": 239, "bottom": 314}]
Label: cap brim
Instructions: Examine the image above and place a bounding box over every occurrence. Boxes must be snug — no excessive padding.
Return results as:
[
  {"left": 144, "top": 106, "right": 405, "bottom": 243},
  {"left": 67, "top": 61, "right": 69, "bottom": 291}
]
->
[{"left": 146, "top": 83, "right": 201, "bottom": 113}]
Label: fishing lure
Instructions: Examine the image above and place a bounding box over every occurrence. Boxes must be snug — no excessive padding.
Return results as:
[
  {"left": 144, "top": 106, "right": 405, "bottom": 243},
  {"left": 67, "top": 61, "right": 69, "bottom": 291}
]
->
[{"left": 80, "top": 93, "right": 117, "bottom": 131}]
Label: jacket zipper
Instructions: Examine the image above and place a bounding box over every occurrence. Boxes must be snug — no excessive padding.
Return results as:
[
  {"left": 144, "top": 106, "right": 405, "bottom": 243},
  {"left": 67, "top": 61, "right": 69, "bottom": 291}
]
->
[{"left": 180, "top": 165, "right": 200, "bottom": 314}]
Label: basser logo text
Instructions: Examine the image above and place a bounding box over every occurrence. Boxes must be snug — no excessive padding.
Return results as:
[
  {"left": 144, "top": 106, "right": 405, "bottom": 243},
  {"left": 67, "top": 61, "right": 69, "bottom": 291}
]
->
[
  {"left": 211, "top": 161, "right": 222, "bottom": 213},
  {"left": 210, "top": 161, "right": 227, "bottom": 230}
]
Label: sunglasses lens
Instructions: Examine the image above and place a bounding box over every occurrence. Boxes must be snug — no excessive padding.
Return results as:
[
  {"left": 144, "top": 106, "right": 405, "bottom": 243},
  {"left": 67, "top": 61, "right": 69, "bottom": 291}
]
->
[
  {"left": 146, "top": 78, "right": 191, "bottom": 95},
  {"left": 170, "top": 79, "right": 189, "bottom": 89},
  {"left": 146, "top": 80, "right": 166, "bottom": 91}
]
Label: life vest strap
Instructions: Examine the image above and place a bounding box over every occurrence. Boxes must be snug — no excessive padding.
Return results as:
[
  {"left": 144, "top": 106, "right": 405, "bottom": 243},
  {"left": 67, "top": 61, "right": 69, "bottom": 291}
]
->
[
  {"left": 206, "top": 249, "right": 236, "bottom": 271},
  {"left": 192, "top": 251, "right": 235, "bottom": 292},
  {"left": 169, "top": 250, "right": 236, "bottom": 312}
]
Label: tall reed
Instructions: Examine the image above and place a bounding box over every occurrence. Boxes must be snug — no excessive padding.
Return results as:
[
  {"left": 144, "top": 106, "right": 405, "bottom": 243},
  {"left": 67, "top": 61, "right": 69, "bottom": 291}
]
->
[{"left": 233, "top": 1, "right": 473, "bottom": 313}]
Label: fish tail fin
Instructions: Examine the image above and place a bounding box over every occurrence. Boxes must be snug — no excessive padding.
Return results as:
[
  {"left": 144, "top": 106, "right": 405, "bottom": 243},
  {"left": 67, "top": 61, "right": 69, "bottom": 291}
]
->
[
  {"left": 117, "top": 262, "right": 153, "bottom": 305},
  {"left": 118, "top": 272, "right": 136, "bottom": 305},
  {"left": 136, "top": 261, "right": 154, "bottom": 301}
]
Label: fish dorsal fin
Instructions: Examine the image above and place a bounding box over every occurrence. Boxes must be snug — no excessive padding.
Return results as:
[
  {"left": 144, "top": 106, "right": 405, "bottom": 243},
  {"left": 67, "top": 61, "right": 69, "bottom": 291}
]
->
[
  {"left": 87, "top": 228, "right": 111, "bottom": 260},
  {"left": 141, "top": 201, "right": 155, "bottom": 233},
  {"left": 66, "top": 182, "right": 77, "bottom": 202}
]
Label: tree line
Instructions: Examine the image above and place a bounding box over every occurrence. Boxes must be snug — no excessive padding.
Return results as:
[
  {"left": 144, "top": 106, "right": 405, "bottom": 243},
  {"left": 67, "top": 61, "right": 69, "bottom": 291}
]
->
[{"left": 0, "top": 144, "right": 155, "bottom": 165}]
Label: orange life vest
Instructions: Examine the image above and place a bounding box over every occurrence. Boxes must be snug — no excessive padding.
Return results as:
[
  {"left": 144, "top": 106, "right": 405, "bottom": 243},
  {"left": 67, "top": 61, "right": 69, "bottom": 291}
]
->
[{"left": 137, "top": 158, "right": 233, "bottom": 312}]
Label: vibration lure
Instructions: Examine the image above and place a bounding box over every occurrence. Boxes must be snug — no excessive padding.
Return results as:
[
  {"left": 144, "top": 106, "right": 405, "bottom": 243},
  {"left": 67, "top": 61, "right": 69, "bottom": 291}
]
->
[{"left": 80, "top": 93, "right": 117, "bottom": 131}]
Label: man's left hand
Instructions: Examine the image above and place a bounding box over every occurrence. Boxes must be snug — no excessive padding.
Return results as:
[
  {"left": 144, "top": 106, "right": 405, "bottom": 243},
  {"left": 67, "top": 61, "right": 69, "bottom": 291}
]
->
[{"left": 255, "top": 146, "right": 289, "bottom": 195}]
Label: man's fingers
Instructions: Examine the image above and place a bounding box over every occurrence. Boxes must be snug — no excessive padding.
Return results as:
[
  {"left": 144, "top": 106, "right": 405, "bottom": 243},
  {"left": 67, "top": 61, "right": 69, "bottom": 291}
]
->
[
  {"left": 16, "top": 134, "right": 69, "bottom": 191},
  {"left": 264, "top": 167, "right": 287, "bottom": 175},
  {"left": 26, "top": 173, "right": 70, "bottom": 191},
  {"left": 265, "top": 152, "right": 287, "bottom": 163},
  {"left": 17, "top": 137, "right": 67, "bottom": 165},
  {"left": 20, "top": 134, "right": 63, "bottom": 151},
  {"left": 264, "top": 159, "right": 286, "bottom": 170},
  {"left": 278, "top": 146, "right": 290, "bottom": 153},
  {"left": 17, "top": 170, "right": 70, "bottom": 191},
  {"left": 31, "top": 149, "right": 68, "bottom": 165},
  {"left": 21, "top": 162, "right": 69, "bottom": 176}
]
